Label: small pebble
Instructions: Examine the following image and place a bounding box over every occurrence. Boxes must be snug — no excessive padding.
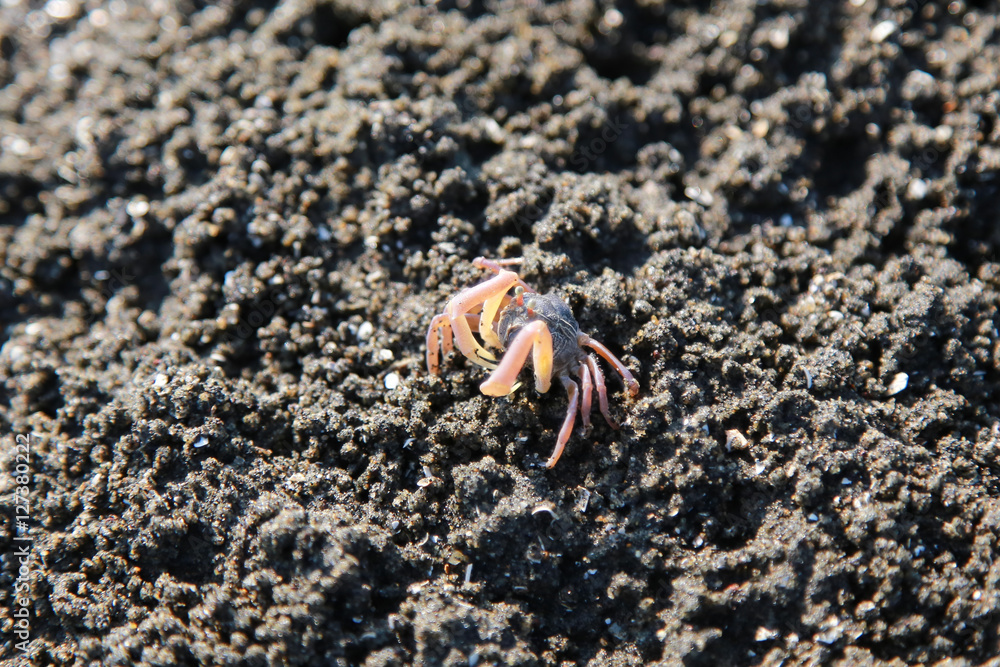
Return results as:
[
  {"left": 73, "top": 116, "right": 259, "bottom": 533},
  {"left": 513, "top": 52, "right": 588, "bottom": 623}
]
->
[
  {"left": 219, "top": 146, "right": 240, "bottom": 165},
  {"left": 631, "top": 299, "right": 653, "bottom": 319},
  {"left": 357, "top": 321, "right": 374, "bottom": 340},
  {"left": 45, "top": 0, "right": 78, "bottom": 20},
  {"left": 934, "top": 125, "right": 953, "bottom": 143},
  {"left": 684, "top": 186, "right": 714, "bottom": 207},
  {"left": 602, "top": 8, "right": 623, "bottom": 29},
  {"left": 769, "top": 26, "right": 789, "bottom": 50},
  {"left": 126, "top": 199, "right": 150, "bottom": 217},
  {"left": 870, "top": 20, "right": 896, "bottom": 43},
  {"left": 907, "top": 179, "right": 929, "bottom": 200},
  {"left": 5, "top": 345, "right": 26, "bottom": 363},
  {"left": 384, "top": 372, "right": 400, "bottom": 390},
  {"left": 725, "top": 429, "right": 749, "bottom": 451},
  {"left": 8, "top": 136, "right": 30, "bottom": 155},
  {"left": 886, "top": 372, "right": 909, "bottom": 396}
]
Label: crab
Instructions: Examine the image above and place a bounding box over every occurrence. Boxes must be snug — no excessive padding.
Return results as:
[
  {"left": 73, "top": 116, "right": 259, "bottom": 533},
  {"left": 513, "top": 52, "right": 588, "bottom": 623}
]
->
[{"left": 426, "top": 257, "right": 639, "bottom": 468}]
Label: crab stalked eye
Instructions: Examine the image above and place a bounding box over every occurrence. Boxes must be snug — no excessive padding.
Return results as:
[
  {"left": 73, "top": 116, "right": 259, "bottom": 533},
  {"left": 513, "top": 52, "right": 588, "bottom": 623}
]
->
[
  {"left": 514, "top": 286, "right": 525, "bottom": 306},
  {"left": 525, "top": 298, "right": 535, "bottom": 316}
]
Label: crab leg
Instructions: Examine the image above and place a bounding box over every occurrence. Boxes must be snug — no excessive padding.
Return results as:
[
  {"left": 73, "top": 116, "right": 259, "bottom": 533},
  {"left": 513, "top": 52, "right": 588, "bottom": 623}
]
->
[
  {"left": 579, "top": 334, "right": 639, "bottom": 397},
  {"left": 545, "top": 376, "right": 580, "bottom": 468},
  {"left": 460, "top": 313, "right": 501, "bottom": 368},
  {"left": 578, "top": 361, "right": 593, "bottom": 434},
  {"left": 587, "top": 354, "right": 616, "bottom": 429},
  {"left": 446, "top": 270, "right": 524, "bottom": 370},
  {"left": 426, "top": 314, "right": 453, "bottom": 375},
  {"left": 478, "top": 291, "right": 510, "bottom": 351},
  {"left": 479, "top": 320, "right": 553, "bottom": 396},
  {"left": 427, "top": 313, "right": 503, "bottom": 374},
  {"left": 472, "top": 257, "right": 534, "bottom": 349},
  {"left": 473, "top": 257, "right": 536, "bottom": 292}
]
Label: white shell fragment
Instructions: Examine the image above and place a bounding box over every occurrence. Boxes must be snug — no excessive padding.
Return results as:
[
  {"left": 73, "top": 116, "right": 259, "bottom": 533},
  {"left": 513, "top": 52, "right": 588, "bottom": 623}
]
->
[
  {"left": 384, "top": 372, "right": 400, "bottom": 390},
  {"left": 870, "top": 20, "right": 896, "bottom": 43},
  {"left": 357, "top": 321, "right": 375, "bottom": 340},
  {"left": 417, "top": 466, "right": 438, "bottom": 488},
  {"left": 126, "top": 198, "right": 150, "bottom": 217},
  {"left": 725, "top": 429, "right": 749, "bottom": 451},
  {"left": 886, "top": 372, "right": 909, "bottom": 396},
  {"left": 907, "top": 178, "right": 929, "bottom": 200},
  {"left": 769, "top": 26, "right": 789, "bottom": 50},
  {"left": 531, "top": 501, "right": 558, "bottom": 518}
]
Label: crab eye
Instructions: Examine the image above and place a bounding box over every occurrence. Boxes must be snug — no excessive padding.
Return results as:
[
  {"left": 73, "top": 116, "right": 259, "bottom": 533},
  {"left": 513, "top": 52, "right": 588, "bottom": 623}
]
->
[{"left": 514, "top": 286, "right": 525, "bottom": 306}]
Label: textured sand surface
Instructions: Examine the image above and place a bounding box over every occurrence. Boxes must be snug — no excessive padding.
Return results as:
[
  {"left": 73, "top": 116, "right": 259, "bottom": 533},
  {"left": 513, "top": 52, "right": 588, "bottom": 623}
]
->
[{"left": 1, "top": 1, "right": 999, "bottom": 665}]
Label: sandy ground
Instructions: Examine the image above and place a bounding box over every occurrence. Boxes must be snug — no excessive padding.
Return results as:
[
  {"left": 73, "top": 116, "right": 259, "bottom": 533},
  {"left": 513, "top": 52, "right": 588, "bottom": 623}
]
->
[{"left": 1, "top": 0, "right": 1000, "bottom": 665}]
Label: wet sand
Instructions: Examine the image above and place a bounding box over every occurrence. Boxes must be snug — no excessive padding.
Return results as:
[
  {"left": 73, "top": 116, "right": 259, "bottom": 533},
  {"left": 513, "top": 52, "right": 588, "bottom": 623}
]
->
[{"left": 1, "top": 1, "right": 999, "bottom": 665}]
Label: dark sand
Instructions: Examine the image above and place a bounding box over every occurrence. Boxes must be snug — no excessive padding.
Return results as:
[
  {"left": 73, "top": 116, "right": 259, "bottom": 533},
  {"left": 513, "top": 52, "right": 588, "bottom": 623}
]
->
[{"left": 2, "top": 0, "right": 999, "bottom": 665}]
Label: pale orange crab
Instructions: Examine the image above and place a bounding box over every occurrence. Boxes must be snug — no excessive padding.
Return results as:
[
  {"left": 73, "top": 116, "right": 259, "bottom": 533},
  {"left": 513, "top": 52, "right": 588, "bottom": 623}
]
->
[{"left": 426, "top": 257, "right": 639, "bottom": 468}]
